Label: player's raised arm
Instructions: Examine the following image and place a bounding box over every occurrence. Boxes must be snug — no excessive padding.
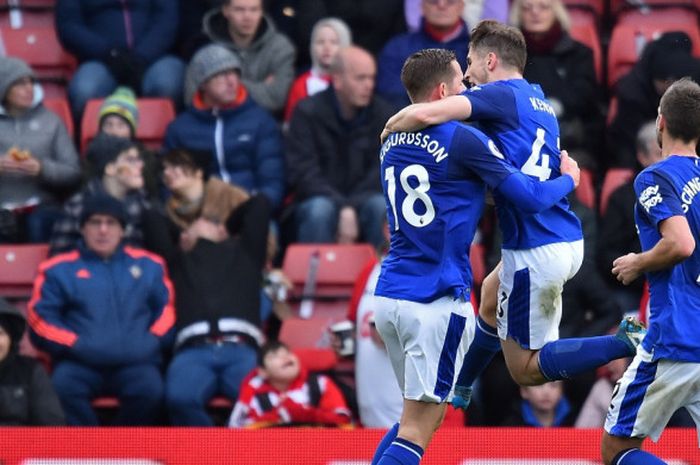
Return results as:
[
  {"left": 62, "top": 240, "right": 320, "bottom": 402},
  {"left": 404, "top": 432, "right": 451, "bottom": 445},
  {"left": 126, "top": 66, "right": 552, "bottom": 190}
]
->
[{"left": 381, "top": 95, "right": 473, "bottom": 142}]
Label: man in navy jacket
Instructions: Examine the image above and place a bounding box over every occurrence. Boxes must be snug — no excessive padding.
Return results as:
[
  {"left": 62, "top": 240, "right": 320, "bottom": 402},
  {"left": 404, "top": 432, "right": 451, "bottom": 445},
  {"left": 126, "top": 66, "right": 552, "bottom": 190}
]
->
[
  {"left": 163, "top": 44, "right": 285, "bottom": 211},
  {"left": 28, "top": 195, "right": 175, "bottom": 426}
]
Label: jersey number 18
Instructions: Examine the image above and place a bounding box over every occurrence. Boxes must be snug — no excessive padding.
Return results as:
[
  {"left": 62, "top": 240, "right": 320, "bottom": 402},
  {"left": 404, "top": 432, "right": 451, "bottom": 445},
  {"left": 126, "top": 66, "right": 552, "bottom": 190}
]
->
[{"left": 385, "top": 164, "right": 435, "bottom": 230}]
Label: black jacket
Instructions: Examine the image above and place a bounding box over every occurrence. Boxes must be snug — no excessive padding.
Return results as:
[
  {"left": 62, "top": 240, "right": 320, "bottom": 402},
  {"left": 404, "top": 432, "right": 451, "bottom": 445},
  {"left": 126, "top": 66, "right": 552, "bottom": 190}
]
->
[
  {"left": 523, "top": 33, "right": 603, "bottom": 164},
  {"left": 285, "top": 87, "right": 395, "bottom": 208},
  {"left": 142, "top": 196, "right": 270, "bottom": 348},
  {"left": 0, "top": 299, "right": 65, "bottom": 425}
]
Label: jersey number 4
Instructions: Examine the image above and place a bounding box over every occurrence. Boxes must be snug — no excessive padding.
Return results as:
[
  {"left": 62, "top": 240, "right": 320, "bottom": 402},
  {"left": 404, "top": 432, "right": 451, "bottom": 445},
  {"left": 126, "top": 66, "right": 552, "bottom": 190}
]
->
[
  {"left": 521, "top": 128, "right": 553, "bottom": 181},
  {"left": 385, "top": 164, "right": 435, "bottom": 230}
]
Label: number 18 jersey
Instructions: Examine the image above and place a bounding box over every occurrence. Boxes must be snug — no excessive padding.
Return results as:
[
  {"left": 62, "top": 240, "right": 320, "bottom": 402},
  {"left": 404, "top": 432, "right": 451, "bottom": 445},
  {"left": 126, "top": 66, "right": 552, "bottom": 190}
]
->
[
  {"left": 465, "top": 79, "right": 582, "bottom": 250},
  {"left": 376, "top": 121, "right": 520, "bottom": 303}
]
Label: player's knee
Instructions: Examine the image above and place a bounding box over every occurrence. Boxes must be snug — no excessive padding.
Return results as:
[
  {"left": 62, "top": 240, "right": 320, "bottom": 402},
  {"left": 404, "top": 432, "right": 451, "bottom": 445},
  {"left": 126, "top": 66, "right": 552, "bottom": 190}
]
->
[{"left": 600, "top": 435, "right": 618, "bottom": 465}]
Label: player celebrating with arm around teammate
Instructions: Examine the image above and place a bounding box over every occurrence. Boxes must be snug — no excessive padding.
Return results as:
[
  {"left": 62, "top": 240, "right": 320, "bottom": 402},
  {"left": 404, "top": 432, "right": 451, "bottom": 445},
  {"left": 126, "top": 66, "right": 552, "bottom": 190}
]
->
[
  {"left": 380, "top": 21, "right": 646, "bottom": 412},
  {"left": 371, "top": 48, "right": 580, "bottom": 465},
  {"left": 602, "top": 79, "right": 700, "bottom": 465}
]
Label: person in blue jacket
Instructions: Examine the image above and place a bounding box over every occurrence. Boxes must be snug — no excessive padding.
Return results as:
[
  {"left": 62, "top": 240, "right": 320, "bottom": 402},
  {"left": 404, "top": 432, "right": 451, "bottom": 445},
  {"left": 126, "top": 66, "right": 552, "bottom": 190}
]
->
[
  {"left": 56, "top": 0, "right": 185, "bottom": 120},
  {"left": 28, "top": 195, "right": 175, "bottom": 426},
  {"left": 376, "top": 0, "right": 469, "bottom": 109},
  {"left": 163, "top": 44, "right": 285, "bottom": 211}
]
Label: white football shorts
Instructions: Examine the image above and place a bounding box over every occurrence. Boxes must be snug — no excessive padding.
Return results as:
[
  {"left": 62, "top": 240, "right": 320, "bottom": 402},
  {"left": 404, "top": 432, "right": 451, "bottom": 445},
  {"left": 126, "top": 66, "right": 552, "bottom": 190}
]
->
[
  {"left": 497, "top": 240, "right": 584, "bottom": 350},
  {"left": 374, "top": 295, "right": 475, "bottom": 403},
  {"left": 605, "top": 346, "right": 700, "bottom": 443}
]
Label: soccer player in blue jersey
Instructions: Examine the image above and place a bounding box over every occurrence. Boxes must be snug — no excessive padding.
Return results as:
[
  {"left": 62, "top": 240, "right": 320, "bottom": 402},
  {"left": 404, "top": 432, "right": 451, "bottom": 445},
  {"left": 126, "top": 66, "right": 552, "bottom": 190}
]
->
[
  {"left": 381, "top": 20, "right": 646, "bottom": 409},
  {"left": 371, "top": 48, "right": 581, "bottom": 465},
  {"left": 601, "top": 78, "right": 700, "bottom": 465}
]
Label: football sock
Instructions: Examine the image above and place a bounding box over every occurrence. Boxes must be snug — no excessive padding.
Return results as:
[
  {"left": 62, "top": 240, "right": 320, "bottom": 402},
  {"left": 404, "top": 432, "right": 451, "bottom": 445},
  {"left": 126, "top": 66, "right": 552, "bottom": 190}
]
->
[
  {"left": 376, "top": 438, "right": 424, "bottom": 465},
  {"left": 371, "top": 422, "right": 400, "bottom": 465},
  {"left": 612, "top": 448, "right": 667, "bottom": 465},
  {"left": 538, "top": 335, "right": 630, "bottom": 381},
  {"left": 455, "top": 316, "right": 501, "bottom": 388}
]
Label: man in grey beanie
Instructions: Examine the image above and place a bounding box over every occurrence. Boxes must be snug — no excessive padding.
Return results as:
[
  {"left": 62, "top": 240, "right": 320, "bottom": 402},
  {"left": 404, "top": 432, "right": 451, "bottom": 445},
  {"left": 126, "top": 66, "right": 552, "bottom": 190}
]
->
[
  {"left": 0, "top": 56, "right": 81, "bottom": 242},
  {"left": 162, "top": 43, "right": 285, "bottom": 211}
]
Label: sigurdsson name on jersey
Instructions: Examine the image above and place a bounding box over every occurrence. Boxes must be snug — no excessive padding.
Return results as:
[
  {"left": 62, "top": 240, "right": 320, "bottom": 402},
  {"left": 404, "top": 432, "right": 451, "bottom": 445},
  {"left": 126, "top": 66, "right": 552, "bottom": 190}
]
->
[
  {"left": 380, "top": 131, "right": 448, "bottom": 163},
  {"left": 529, "top": 97, "right": 556, "bottom": 117}
]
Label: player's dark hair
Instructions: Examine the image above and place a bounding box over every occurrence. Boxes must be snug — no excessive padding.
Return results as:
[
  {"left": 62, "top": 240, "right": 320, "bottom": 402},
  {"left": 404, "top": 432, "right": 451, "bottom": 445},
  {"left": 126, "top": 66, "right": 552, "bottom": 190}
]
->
[
  {"left": 660, "top": 78, "right": 700, "bottom": 144},
  {"left": 257, "top": 340, "right": 289, "bottom": 367},
  {"left": 401, "top": 48, "right": 458, "bottom": 102},
  {"left": 469, "top": 20, "right": 527, "bottom": 74}
]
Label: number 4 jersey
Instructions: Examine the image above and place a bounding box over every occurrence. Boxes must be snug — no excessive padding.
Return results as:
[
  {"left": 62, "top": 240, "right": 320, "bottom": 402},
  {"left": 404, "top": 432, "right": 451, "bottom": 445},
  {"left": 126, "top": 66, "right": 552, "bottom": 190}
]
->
[
  {"left": 465, "top": 79, "right": 582, "bottom": 250},
  {"left": 376, "top": 121, "right": 574, "bottom": 303}
]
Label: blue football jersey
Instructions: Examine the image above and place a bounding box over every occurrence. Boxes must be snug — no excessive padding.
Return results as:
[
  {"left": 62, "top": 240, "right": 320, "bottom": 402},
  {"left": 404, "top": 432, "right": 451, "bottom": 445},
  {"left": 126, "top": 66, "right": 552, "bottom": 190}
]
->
[
  {"left": 464, "top": 79, "right": 582, "bottom": 249},
  {"left": 634, "top": 155, "right": 700, "bottom": 362},
  {"left": 376, "top": 121, "right": 520, "bottom": 303}
]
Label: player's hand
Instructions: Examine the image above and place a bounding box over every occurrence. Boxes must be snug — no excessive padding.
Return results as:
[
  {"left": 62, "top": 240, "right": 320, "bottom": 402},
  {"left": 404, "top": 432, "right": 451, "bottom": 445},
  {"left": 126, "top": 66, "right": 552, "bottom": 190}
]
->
[
  {"left": 612, "top": 253, "right": 642, "bottom": 285},
  {"left": 560, "top": 150, "right": 580, "bottom": 188},
  {"left": 380, "top": 127, "right": 392, "bottom": 144}
]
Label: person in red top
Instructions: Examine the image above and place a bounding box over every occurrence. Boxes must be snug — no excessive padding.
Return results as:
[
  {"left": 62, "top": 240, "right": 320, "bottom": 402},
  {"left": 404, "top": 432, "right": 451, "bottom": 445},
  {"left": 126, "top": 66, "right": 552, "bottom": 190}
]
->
[
  {"left": 227, "top": 341, "right": 352, "bottom": 428},
  {"left": 284, "top": 17, "right": 353, "bottom": 122}
]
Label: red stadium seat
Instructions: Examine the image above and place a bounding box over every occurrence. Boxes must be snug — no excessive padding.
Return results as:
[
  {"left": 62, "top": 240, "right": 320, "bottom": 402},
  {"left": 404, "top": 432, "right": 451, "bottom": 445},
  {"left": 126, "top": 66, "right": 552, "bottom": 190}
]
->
[
  {"left": 0, "top": 24, "right": 76, "bottom": 85},
  {"left": 568, "top": 9, "right": 603, "bottom": 83},
  {"left": 607, "top": 11, "right": 700, "bottom": 89},
  {"left": 599, "top": 168, "right": 635, "bottom": 215},
  {"left": 282, "top": 243, "right": 376, "bottom": 300},
  {"left": 562, "top": 0, "right": 605, "bottom": 20},
  {"left": 576, "top": 168, "right": 596, "bottom": 209},
  {"left": 0, "top": 243, "right": 49, "bottom": 298},
  {"left": 610, "top": 0, "right": 700, "bottom": 18},
  {"left": 80, "top": 97, "right": 176, "bottom": 152},
  {"left": 43, "top": 96, "right": 73, "bottom": 137}
]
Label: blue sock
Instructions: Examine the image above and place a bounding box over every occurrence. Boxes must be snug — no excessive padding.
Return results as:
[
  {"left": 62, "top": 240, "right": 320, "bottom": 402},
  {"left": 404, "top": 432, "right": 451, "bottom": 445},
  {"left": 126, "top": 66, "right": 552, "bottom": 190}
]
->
[
  {"left": 538, "top": 335, "right": 630, "bottom": 381},
  {"left": 371, "top": 423, "right": 400, "bottom": 465},
  {"left": 456, "top": 316, "right": 501, "bottom": 388},
  {"left": 613, "top": 448, "right": 667, "bottom": 465},
  {"left": 376, "top": 438, "right": 424, "bottom": 465}
]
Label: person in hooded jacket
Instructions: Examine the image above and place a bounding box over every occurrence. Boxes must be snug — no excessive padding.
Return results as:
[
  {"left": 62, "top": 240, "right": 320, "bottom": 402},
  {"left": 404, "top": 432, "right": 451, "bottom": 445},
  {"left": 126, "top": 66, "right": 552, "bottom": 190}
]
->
[
  {"left": 0, "top": 57, "right": 81, "bottom": 243},
  {"left": 0, "top": 297, "right": 65, "bottom": 426},
  {"left": 194, "top": 0, "right": 296, "bottom": 114},
  {"left": 607, "top": 31, "right": 700, "bottom": 169}
]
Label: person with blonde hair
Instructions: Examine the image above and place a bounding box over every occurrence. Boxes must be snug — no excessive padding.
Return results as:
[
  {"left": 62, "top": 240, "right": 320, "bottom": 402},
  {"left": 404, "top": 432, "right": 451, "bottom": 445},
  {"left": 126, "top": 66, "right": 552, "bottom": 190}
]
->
[
  {"left": 509, "top": 0, "right": 603, "bottom": 171},
  {"left": 284, "top": 17, "right": 352, "bottom": 121}
]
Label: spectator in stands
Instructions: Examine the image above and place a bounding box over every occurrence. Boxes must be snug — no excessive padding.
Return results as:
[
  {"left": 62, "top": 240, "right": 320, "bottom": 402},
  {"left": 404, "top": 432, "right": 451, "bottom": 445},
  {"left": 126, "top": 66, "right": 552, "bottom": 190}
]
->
[
  {"left": 502, "top": 381, "right": 576, "bottom": 427},
  {"left": 598, "top": 121, "right": 663, "bottom": 314},
  {"left": 286, "top": 46, "right": 394, "bottom": 249},
  {"left": 50, "top": 134, "right": 149, "bottom": 255},
  {"left": 198, "top": 0, "right": 296, "bottom": 114},
  {"left": 607, "top": 31, "right": 700, "bottom": 168},
  {"left": 57, "top": 0, "right": 185, "bottom": 121},
  {"left": 28, "top": 195, "right": 175, "bottom": 426},
  {"left": 96, "top": 87, "right": 159, "bottom": 199},
  {"left": 0, "top": 57, "right": 81, "bottom": 243},
  {"left": 284, "top": 17, "right": 352, "bottom": 122},
  {"left": 297, "top": 0, "right": 405, "bottom": 65},
  {"left": 228, "top": 341, "right": 352, "bottom": 428},
  {"left": 404, "top": 0, "right": 509, "bottom": 32},
  {"left": 376, "top": 0, "right": 470, "bottom": 108},
  {"left": 164, "top": 44, "right": 285, "bottom": 211},
  {"left": 0, "top": 297, "right": 65, "bottom": 426},
  {"left": 510, "top": 0, "right": 604, "bottom": 171},
  {"left": 142, "top": 187, "right": 271, "bottom": 426},
  {"left": 330, "top": 230, "right": 403, "bottom": 428}
]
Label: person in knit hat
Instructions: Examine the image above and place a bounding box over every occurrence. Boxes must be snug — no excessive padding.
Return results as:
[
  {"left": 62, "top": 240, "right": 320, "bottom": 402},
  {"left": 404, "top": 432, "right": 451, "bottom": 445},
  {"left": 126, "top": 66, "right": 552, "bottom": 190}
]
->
[
  {"left": 0, "top": 56, "right": 81, "bottom": 243},
  {"left": 0, "top": 297, "right": 65, "bottom": 425},
  {"left": 49, "top": 134, "right": 149, "bottom": 255},
  {"left": 163, "top": 44, "right": 285, "bottom": 211},
  {"left": 98, "top": 86, "right": 140, "bottom": 139},
  {"left": 198, "top": 0, "right": 296, "bottom": 113}
]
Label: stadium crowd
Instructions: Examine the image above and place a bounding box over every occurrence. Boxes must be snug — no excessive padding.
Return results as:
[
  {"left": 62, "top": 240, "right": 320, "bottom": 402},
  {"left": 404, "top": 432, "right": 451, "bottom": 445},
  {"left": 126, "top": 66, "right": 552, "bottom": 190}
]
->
[{"left": 1, "top": 0, "right": 699, "bottom": 429}]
